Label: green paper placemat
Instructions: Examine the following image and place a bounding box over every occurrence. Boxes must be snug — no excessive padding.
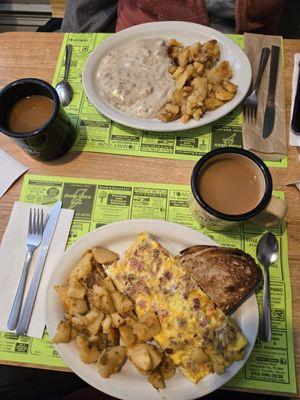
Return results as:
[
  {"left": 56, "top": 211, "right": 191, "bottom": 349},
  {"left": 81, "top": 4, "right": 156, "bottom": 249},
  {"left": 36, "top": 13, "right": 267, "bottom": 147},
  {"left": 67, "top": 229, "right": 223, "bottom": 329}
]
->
[
  {"left": 0, "top": 173, "right": 296, "bottom": 394},
  {"left": 52, "top": 33, "right": 287, "bottom": 168}
]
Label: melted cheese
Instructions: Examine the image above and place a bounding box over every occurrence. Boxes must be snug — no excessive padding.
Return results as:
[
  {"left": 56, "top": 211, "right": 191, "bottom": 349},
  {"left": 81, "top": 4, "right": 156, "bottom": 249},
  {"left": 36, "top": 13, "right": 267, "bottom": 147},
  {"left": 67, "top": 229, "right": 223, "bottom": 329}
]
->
[{"left": 105, "top": 233, "right": 247, "bottom": 383}]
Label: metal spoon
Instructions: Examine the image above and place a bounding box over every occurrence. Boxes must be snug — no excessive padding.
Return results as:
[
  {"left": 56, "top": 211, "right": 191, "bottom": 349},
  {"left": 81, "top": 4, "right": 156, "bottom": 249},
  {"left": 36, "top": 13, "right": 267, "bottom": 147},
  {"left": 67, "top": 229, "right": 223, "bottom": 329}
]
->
[
  {"left": 257, "top": 232, "right": 279, "bottom": 342},
  {"left": 55, "top": 44, "right": 73, "bottom": 107}
]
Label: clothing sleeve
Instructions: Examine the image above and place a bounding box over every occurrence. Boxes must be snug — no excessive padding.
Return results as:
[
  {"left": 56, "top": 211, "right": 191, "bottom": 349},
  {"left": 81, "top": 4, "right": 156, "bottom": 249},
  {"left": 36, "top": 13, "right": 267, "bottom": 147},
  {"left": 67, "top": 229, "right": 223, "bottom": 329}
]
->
[{"left": 61, "top": 0, "right": 118, "bottom": 33}]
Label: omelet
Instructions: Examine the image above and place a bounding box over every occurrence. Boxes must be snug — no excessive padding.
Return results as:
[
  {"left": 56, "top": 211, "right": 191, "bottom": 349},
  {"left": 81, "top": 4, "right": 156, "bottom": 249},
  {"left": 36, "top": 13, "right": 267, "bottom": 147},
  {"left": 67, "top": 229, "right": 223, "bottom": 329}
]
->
[{"left": 105, "top": 233, "right": 247, "bottom": 384}]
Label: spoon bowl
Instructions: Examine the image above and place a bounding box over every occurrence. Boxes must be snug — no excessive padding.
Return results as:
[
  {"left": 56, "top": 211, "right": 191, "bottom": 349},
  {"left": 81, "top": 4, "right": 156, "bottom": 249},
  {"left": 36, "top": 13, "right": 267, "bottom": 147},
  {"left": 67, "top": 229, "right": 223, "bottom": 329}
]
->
[
  {"left": 257, "top": 232, "right": 279, "bottom": 266},
  {"left": 56, "top": 80, "right": 73, "bottom": 107}
]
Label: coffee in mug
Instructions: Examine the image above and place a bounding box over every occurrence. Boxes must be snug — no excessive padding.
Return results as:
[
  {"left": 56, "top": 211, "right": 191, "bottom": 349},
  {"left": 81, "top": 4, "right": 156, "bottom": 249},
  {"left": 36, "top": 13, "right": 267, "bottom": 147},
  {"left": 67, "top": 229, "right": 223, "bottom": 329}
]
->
[
  {"left": 190, "top": 147, "right": 287, "bottom": 231},
  {"left": 7, "top": 95, "right": 54, "bottom": 133},
  {"left": 0, "top": 78, "right": 76, "bottom": 161}
]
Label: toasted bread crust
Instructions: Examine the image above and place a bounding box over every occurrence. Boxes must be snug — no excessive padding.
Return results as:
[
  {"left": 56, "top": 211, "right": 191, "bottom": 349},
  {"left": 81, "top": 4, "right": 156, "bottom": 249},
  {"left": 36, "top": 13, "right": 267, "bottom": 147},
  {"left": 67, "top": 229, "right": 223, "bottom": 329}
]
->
[
  {"left": 179, "top": 245, "right": 217, "bottom": 256},
  {"left": 179, "top": 246, "right": 262, "bottom": 314}
]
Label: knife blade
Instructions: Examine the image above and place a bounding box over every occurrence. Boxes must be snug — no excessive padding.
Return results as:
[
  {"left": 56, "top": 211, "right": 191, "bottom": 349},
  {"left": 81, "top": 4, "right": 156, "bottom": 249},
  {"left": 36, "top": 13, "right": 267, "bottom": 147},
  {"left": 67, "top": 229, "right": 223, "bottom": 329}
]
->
[
  {"left": 16, "top": 201, "right": 62, "bottom": 336},
  {"left": 262, "top": 45, "right": 280, "bottom": 139}
]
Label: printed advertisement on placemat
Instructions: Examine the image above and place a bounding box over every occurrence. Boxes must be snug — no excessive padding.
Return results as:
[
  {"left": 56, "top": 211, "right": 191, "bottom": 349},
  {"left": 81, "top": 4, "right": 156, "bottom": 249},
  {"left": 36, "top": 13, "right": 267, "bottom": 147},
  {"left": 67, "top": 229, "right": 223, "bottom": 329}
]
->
[{"left": 0, "top": 174, "right": 295, "bottom": 394}]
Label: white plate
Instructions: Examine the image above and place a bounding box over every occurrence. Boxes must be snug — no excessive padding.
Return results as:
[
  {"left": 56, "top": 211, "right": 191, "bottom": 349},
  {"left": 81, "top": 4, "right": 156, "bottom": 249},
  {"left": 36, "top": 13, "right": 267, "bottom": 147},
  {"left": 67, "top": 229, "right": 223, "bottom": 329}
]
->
[
  {"left": 83, "top": 21, "right": 252, "bottom": 132},
  {"left": 45, "top": 219, "right": 258, "bottom": 400}
]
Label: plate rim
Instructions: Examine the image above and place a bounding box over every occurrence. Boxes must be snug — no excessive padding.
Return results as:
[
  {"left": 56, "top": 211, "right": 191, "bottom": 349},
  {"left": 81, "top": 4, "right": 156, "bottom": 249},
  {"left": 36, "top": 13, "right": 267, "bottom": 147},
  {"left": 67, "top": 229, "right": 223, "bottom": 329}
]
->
[
  {"left": 45, "top": 219, "right": 258, "bottom": 400},
  {"left": 82, "top": 21, "right": 252, "bottom": 132}
]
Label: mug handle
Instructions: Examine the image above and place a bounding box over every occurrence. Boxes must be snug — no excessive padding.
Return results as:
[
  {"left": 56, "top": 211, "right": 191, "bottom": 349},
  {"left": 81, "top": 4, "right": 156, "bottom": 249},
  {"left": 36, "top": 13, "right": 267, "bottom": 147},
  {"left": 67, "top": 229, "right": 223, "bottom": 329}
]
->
[{"left": 250, "top": 196, "right": 287, "bottom": 227}]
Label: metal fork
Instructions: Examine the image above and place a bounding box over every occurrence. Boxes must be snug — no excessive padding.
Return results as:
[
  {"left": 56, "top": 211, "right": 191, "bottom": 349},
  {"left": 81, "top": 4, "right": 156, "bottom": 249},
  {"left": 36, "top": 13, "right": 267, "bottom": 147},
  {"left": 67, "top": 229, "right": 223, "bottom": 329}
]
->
[
  {"left": 243, "top": 47, "right": 270, "bottom": 123},
  {"left": 7, "top": 208, "right": 44, "bottom": 331}
]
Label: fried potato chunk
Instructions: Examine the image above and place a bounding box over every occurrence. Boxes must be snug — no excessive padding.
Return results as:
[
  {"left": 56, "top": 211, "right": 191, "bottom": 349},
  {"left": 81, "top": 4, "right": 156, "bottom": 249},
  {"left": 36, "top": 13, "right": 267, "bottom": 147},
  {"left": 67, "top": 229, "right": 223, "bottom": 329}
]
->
[
  {"left": 181, "top": 114, "right": 191, "bottom": 123},
  {"left": 67, "top": 298, "right": 88, "bottom": 316},
  {"left": 69, "top": 252, "right": 93, "bottom": 286},
  {"left": 127, "top": 344, "right": 152, "bottom": 372},
  {"left": 111, "top": 292, "right": 133, "bottom": 314},
  {"left": 223, "top": 78, "right": 237, "bottom": 93},
  {"left": 145, "top": 344, "right": 162, "bottom": 369},
  {"left": 111, "top": 312, "right": 124, "bottom": 328},
  {"left": 127, "top": 343, "right": 162, "bottom": 373},
  {"left": 175, "top": 70, "right": 190, "bottom": 89},
  {"left": 119, "top": 324, "right": 136, "bottom": 346},
  {"left": 148, "top": 372, "right": 165, "bottom": 389},
  {"left": 164, "top": 103, "right": 180, "bottom": 114},
  {"left": 177, "top": 48, "right": 189, "bottom": 68},
  {"left": 52, "top": 320, "right": 71, "bottom": 344},
  {"left": 157, "top": 107, "right": 179, "bottom": 123},
  {"left": 54, "top": 286, "right": 68, "bottom": 311},
  {"left": 98, "top": 346, "right": 127, "bottom": 378},
  {"left": 157, "top": 39, "right": 237, "bottom": 124},
  {"left": 193, "top": 61, "right": 204, "bottom": 76},
  {"left": 91, "top": 247, "right": 119, "bottom": 265},
  {"left": 207, "top": 60, "right": 232, "bottom": 85},
  {"left": 67, "top": 285, "right": 86, "bottom": 299},
  {"left": 158, "top": 356, "right": 176, "bottom": 380},
  {"left": 202, "top": 39, "right": 220, "bottom": 63},
  {"left": 102, "top": 314, "right": 112, "bottom": 334},
  {"left": 128, "top": 319, "right": 153, "bottom": 342},
  {"left": 168, "top": 38, "right": 181, "bottom": 47},
  {"left": 87, "top": 314, "right": 103, "bottom": 335},
  {"left": 102, "top": 277, "right": 116, "bottom": 293},
  {"left": 204, "top": 96, "right": 224, "bottom": 110},
  {"left": 188, "top": 42, "right": 201, "bottom": 59},
  {"left": 75, "top": 336, "right": 100, "bottom": 364},
  {"left": 191, "top": 76, "right": 208, "bottom": 100},
  {"left": 215, "top": 87, "right": 235, "bottom": 101},
  {"left": 193, "top": 108, "right": 203, "bottom": 120}
]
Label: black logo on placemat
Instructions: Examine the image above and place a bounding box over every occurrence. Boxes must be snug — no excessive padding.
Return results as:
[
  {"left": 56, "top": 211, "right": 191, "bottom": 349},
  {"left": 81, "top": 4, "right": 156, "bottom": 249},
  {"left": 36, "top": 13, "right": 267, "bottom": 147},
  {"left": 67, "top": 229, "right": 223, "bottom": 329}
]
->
[
  {"left": 62, "top": 183, "right": 96, "bottom": 220},
  {"left": 212, "top": 125, "right": 243, "bottom": 149}
]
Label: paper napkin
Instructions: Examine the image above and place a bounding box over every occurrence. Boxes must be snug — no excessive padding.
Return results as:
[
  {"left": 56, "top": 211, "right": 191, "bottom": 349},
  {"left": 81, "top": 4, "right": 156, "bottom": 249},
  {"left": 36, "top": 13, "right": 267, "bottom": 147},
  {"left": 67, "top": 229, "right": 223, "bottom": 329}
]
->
[
  {"left": 0, "top": 150, "right": 28, "bottom": 198},
  {"left": 289, "top": 54, "right": 300, "bottom": 147},
  {"left": 0, "top": 202, "right": 74, "bottom": 338},
  {"left": 242, "top": 33, "right": 287, "bottom": 160}
]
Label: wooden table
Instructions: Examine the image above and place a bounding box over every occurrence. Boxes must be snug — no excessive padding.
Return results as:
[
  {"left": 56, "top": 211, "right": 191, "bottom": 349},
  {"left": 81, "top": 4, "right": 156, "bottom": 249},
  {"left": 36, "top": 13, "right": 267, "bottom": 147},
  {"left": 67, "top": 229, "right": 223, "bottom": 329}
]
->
[
  {"left": 0, "top": 32, "right": 299, "bottom": 396},
  {"left": 50, "top": 0, "right": 66, "bottom": 18}
]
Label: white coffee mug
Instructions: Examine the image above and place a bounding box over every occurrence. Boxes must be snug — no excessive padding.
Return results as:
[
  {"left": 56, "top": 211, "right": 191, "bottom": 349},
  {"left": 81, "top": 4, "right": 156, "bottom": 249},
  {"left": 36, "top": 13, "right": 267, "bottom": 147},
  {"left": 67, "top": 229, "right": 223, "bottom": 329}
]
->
[{"left": 189, "top": 147, "right": 287, "bottom": 231}]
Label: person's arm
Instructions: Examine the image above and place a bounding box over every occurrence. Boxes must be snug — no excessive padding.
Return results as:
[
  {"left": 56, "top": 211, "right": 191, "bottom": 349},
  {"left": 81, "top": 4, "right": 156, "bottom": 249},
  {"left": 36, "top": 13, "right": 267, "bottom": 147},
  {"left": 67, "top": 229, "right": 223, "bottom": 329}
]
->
[{"left": 61, "top": 0, "right": 118, "bottom": 33}]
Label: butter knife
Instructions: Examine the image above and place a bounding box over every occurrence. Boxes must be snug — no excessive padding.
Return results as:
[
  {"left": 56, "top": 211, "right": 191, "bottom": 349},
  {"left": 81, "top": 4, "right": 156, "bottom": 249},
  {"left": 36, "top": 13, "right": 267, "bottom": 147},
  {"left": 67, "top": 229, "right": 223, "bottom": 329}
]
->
[
  {"left": 16, "top": 201, "right": 62, "bottom": 336},
  {"left": 262, "top": 45, "right": 280, "bottom": 139}
]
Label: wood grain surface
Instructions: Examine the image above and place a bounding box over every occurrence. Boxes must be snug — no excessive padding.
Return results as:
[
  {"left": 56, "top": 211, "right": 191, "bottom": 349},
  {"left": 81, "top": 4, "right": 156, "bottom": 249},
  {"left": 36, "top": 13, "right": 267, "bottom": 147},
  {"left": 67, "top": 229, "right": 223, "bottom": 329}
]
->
[
  {"left": 0, "top": 32, "right": 299, "bottom": 395},
  {"left": 50, "top": 0, "right": 66, "bottom": 18}
]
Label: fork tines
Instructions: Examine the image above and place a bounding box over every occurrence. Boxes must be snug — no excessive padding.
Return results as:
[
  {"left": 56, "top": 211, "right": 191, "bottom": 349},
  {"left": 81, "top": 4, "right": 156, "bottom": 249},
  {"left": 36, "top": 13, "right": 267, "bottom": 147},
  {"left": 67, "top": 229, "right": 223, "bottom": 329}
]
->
[
  {"left": 243, "top": 103, "right": 257, "bottom": 124},
  {"left": 28, "top": 208, "right": 44, "bottom": 236}
]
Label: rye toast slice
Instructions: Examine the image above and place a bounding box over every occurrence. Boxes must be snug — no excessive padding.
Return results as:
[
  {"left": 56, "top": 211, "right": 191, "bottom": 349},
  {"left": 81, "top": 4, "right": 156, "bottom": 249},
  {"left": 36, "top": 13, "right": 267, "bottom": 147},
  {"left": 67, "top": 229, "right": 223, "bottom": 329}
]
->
[{"left": 179, "top": 246, "right": 262, "bottom": 314}]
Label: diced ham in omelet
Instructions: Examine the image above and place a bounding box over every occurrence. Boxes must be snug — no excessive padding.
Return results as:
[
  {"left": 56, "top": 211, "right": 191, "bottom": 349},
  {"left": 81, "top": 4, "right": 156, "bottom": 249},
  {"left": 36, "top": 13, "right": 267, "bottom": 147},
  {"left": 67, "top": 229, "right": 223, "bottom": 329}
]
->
[{"left": 105, "top": 233, "right": 247, "bottom": 384}]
